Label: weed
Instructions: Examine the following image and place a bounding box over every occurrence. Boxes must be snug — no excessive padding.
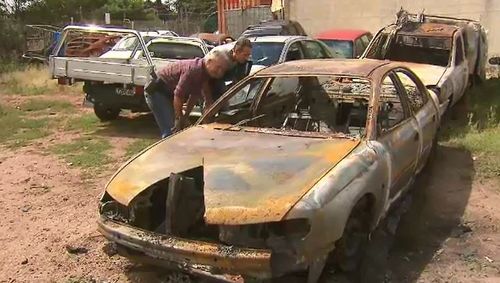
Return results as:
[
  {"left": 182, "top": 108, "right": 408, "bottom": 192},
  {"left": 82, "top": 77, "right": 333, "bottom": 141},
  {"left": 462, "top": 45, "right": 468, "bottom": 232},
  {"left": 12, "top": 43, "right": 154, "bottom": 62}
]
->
[
  {"left": 0, "top": 66, "right": 81, "bottom": 96},
  {"left": 125, "top": 138, "right": 156, "bottom": 158},
  {"left": 20, "top": 99, "right": 74, "bottom": 113},
  {"left": 0, "top": 103, "right": 51, "bottom": 147},
  {"left": 64, "top": 114, "right": 102, "bottom": 133},
  {"left": 50, "top": 137, "right": 112, "bottom": 169},
  {"left": 441, "top": 79, "right": 500, "bottom": 178}
]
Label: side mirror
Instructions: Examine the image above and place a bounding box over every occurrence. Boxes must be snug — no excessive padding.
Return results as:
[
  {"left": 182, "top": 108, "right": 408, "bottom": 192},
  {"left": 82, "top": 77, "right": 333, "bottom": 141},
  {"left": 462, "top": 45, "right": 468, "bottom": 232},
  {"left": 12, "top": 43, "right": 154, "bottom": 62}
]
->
[{"left": 489, "top": 57, "right": 500, "bottom": 65}]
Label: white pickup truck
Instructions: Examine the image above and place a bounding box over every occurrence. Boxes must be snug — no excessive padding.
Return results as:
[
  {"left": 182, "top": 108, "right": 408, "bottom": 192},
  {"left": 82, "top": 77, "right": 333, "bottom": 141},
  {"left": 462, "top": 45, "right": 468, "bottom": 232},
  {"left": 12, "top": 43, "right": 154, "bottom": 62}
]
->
[
  {"left": 362, "top": 10, "right": 487, "bottom": 112},
  {"left": 50, "top": 26, "right": 208, "bottom": 121}
]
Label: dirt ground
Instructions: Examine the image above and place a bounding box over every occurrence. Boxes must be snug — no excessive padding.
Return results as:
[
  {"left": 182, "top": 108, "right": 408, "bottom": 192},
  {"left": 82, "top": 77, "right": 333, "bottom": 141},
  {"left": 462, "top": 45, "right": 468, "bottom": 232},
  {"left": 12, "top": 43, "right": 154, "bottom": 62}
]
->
[{"left": 0, "top": 93, "right": 499, "bottom": 283}]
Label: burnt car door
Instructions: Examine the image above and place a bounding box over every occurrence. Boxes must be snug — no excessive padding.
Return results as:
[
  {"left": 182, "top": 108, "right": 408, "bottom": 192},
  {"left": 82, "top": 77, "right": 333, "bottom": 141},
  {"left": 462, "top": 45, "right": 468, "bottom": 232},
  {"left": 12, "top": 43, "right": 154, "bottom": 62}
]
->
[
  {"left": 450, "top": 32, "right": 469, "bottom": 103},
  {"left": 376, "top": 72, "right": 420, "bottom": 201},
  {"left": 394, "top": 69, "right": 438, "bottom": 172}
]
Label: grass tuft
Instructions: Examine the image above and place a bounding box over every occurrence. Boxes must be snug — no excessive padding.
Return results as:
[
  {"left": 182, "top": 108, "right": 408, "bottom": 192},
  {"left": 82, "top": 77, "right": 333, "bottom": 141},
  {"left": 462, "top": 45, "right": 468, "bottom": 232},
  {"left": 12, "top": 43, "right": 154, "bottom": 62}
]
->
[
  {"left": 0, "top": 103, "right": 51, "bottom": 147},
  {"left": 20, "top": 99, "right": 74, "bottom": 113},
  {"left": 50, "top": 137, "right": 112, "bottom": 169},
  {"left": 0, "top": 65, "right": 81, "bottom": 96},
  {"left": 441, "top": 79, "right": 500, "bottom": 178},
  {"left": 125, "top": 138, "right": 156, "bottom": 158},
  {"left": 64, "top": 114, "right": 103, "bottom": 133}
]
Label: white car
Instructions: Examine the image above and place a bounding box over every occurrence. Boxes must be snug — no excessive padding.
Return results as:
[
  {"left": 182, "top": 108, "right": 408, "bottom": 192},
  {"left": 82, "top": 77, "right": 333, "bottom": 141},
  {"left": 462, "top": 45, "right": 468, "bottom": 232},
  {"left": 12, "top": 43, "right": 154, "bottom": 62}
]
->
[
  {"left": 100, "top": 33, "right": 207, "bottom": 61},
  {"left": 223, "top": 36, "right": 335, "bottom": 74}
]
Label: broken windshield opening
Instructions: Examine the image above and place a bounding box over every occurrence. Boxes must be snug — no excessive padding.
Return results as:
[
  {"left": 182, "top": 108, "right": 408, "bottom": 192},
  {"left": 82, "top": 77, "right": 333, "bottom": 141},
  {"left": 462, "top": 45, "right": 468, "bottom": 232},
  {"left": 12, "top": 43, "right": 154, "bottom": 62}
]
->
[
  {"left": 386, "top": 35, "right": 452, "bottom": 67},
  {"left": 200, "top": 75, "right": 372, "bottom": 138}
]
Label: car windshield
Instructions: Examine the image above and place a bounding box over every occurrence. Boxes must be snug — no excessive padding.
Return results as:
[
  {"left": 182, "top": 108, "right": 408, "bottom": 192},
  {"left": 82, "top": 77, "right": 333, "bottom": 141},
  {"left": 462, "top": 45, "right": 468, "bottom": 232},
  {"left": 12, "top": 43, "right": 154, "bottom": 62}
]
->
[
  {"left": 320, "top": 40, "right": 353, "bottom": 58},
  {"left": 386, "top": 35, "right": 452, "bottom": 67},
  {"left": 147, "top": 42, "right": 204, "bottom": 59},
  {"left": 251, "top": 42, "right": 285, "bottom": 66},
  {"left": 200, "top": 75, "right": 373, "bottom": 138},
  {"left": 111, "top": 36, "right": 139, "bottom": 51}
]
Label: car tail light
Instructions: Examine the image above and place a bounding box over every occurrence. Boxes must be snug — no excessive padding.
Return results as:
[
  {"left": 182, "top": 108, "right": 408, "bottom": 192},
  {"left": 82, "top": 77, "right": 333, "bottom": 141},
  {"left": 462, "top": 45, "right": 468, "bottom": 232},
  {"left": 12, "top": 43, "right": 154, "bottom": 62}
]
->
[{"left": 135, "top": 86, "right": 144, "bottom": 96}]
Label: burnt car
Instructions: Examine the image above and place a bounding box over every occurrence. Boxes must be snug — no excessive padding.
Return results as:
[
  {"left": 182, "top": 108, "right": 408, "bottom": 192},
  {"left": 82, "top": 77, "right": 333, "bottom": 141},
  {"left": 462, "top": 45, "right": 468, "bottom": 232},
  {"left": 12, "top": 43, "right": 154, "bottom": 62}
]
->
[
  {"left": 362, "top": 10, "right": 487, "bottom": 109},
  {"left": 98, "top": 59, "right": 440, "bottom": 282}
]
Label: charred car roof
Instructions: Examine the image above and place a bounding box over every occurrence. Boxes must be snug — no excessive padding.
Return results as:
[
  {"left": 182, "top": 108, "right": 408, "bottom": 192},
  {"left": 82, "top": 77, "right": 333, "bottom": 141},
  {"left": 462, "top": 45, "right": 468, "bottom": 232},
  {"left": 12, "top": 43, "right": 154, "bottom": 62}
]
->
[
  {"left": 256, "top": 58, "right": 393, "bottom": 77},
  {"left": 396, "top": 22, "right": 460, "bottom": 37}
]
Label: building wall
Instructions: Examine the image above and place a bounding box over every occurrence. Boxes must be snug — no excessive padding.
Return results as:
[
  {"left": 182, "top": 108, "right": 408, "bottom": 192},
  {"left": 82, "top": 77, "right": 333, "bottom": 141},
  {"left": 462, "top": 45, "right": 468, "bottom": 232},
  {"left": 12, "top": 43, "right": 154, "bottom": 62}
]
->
[
  {"left": 287, "top": 0, "right": 500, "bottom": 54},
  {"left": 225, "top": 7, "right": 273, "bottom": 37}
]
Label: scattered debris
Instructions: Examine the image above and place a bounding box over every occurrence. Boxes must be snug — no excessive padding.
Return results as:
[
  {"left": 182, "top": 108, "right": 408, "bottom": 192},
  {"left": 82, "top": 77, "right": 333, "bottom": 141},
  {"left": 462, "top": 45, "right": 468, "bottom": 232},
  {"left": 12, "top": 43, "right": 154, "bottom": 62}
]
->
[
  {"left": 102, "top": 243, "right": 118, "bottom": 257},
  {"left": 65, "top": 245, "right": 89, "bottom": 255},
  {"left": 485, "top": 256, "right": 494, "bottom": 263},
  {"left": 451, "top": 223, "right": 473, "bottom": 238},
  {"left": 20, "top": 205, "right": 32, "bottom": 213},
  {"left": 67, "top": 162, "right": 73, "bottom": 166},
  {"left": 28, "top": 183, "right": 50, "bottom": 194},
  {"left": 432, "top": 248, "right": 444, "bottom": 261}
]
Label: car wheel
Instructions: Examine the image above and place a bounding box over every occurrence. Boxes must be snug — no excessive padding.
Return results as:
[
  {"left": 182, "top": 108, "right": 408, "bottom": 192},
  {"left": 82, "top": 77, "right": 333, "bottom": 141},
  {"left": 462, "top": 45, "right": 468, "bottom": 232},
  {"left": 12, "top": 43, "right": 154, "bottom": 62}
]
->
[
  {"left": 331, "top": 198, "right": 371, "bottom": 272},
  {"left": 94, "top": 103, "right": 120, "bottom": 121}
]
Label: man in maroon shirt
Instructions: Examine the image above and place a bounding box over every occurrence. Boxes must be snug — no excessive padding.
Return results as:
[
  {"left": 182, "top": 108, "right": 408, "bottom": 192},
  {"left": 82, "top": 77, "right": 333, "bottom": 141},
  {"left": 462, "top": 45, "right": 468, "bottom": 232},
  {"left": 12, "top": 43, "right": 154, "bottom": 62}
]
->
[{"left": 145, "top": 50, "right": 228, "bottom": 138}]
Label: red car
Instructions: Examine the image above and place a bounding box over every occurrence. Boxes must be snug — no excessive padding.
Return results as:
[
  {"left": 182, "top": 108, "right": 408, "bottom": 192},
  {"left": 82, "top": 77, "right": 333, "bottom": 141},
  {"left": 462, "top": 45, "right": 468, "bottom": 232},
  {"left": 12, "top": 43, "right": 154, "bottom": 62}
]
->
[{"left": 316, "top": 29, "right": 373, "bottom": 58}]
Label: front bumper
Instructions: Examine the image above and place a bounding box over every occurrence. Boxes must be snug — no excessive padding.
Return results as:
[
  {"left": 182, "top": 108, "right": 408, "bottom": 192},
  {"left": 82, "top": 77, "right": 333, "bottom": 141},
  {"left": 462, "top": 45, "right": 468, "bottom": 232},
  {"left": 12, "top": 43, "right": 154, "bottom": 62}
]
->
[{"left": 98, "top": 216, "right": 273, "bottom": 280}]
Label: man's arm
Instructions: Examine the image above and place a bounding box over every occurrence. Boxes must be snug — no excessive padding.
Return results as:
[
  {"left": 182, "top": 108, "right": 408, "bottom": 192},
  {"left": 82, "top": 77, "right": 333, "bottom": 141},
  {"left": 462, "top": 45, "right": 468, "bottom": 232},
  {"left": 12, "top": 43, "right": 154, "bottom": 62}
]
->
[
  {"left": 202, "top": 80, "right": 213, "bottom": 112},
  {"left": 173, "top": 72, "right": 189, "bottom": 120},
  {"left": 184, "top": 94, "right": 196, "bottom": 118}
]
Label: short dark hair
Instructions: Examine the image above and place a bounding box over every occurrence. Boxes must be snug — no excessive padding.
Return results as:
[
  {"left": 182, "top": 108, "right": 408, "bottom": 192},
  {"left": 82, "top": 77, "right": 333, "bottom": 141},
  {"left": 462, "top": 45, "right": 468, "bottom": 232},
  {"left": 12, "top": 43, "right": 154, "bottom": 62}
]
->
[{"left": 234, "top": 37, "right": 252, "bottom": 51}]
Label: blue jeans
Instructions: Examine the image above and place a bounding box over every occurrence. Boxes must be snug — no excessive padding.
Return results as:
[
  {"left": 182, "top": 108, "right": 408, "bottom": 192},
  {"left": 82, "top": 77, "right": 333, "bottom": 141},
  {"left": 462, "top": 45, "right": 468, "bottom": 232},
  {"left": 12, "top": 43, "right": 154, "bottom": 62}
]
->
[{"left": 145, "top": 90, "right": 174, "bottom": 139}]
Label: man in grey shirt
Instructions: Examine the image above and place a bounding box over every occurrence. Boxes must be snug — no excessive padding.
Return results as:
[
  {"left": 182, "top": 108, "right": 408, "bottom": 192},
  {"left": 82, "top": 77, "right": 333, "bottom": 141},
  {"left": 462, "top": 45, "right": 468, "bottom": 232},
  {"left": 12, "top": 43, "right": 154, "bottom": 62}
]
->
[{"left": 208, "top": 37, "right": 252, "bottom": 100}]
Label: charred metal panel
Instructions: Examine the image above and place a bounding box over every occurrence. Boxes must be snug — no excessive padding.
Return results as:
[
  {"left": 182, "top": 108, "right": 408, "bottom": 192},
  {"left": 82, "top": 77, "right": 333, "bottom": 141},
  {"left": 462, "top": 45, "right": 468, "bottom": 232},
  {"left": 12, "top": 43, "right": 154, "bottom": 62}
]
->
[
  {"left": 106, "top": 125, "right": 359, "bottom": 224},
  {"left": 98, "top": 217, "right": 273, "bottom": 278}
]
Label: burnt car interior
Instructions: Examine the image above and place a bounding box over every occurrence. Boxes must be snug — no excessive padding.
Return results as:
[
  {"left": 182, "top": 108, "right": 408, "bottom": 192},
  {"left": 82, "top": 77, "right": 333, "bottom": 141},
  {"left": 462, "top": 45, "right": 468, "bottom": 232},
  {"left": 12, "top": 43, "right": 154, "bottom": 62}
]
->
[
  {"left": 386, "top": 34, "right": 452, "bottom": 66},
  {"left": 199, "top": 75, "right": 406, "bottom": 138},
  {"left": 365, "top": 23, "right": 453, "bottom": 67}
]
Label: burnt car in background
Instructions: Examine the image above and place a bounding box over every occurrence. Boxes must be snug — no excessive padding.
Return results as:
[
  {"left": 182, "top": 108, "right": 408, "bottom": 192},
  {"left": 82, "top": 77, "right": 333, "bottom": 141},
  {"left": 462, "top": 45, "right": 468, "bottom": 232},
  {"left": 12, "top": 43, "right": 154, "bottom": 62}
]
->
[
  {"left": 98, "top": 59, "right": 441, "bottom": 282},
  {"left": 363, "top": 9, "right": 487, "bottom": 109},
  {"left": 316, "top": 29, "right": 373, "bottom": 58}
]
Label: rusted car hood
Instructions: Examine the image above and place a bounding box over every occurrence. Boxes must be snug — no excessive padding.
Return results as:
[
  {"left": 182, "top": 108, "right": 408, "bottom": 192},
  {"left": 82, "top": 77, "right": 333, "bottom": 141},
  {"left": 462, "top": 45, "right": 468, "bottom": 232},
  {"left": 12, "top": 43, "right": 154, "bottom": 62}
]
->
[
  {"left": 400, "top": 62, "right": 447, "bottom": 86},
  {"left": 106, "top": 124, "right": 359, "bottom": 225}
]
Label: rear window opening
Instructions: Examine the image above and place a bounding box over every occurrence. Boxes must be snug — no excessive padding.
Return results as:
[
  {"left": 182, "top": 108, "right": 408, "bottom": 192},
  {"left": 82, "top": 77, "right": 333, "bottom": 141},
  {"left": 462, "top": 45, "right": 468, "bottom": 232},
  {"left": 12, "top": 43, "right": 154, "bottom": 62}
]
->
[
  {"left": 386, "top": 35, "right": 452, "bottom": 67},
  {"left": 201, "top": 75, "right": 373, "bottom": 138}
]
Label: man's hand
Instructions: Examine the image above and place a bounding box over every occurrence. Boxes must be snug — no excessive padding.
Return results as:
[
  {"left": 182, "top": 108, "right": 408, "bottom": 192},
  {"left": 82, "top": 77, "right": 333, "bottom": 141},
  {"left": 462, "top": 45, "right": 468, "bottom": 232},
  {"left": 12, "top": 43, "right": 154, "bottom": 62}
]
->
[
  {"left": 172, "top": 116, "right": 185, "bottom": 133},
  {"left": 172, "top": 116, "right": 192, "bottom": 133}
]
